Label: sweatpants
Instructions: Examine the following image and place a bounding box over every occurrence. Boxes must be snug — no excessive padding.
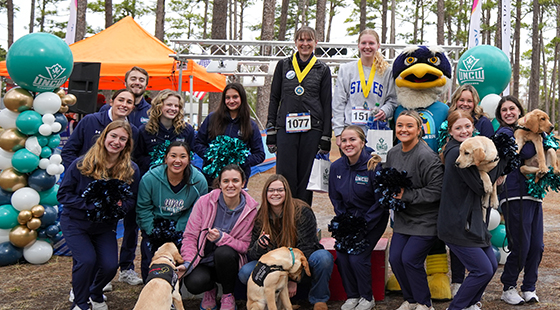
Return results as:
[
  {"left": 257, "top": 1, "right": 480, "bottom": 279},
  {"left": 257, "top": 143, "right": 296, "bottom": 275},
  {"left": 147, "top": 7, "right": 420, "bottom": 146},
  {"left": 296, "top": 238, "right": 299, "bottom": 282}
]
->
[
  {"left": 336, "top": 212, "right": 389, "bottom": 301},
  {"left": 60, "top": 216, "right": 119, "bottom": 310},
  {"left": 446, "top": 244, "right": 497, "bottom": 310},
  {"left": 500, "top": 199, "right": 544, "bottom": 292},
  {"left": 183, "top": 245, "right": 239, "bottom": 295},
  {"left": 119, "top": 208, "right": 140, "bottom": 271},
  {"left": 389, "top": 233, "right": 437, "bottom": 307},
  {"left": 276, "top": 128, "right": 322, "bottom": 206}
]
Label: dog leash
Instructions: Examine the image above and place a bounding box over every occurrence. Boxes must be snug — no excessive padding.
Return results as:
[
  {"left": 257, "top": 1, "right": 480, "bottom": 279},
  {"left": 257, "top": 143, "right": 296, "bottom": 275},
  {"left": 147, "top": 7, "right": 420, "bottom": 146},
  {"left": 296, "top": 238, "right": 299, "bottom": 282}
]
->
[{"left": 289, "top": 247, "right": 295, "bottom": 267}]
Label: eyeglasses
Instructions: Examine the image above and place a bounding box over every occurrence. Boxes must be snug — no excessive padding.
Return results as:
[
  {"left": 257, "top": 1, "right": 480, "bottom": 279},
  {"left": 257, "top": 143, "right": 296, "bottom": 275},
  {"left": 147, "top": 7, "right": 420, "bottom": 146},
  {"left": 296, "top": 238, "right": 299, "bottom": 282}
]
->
[{"left": 267, "top": 188, "right": 285, "bottom": 194}]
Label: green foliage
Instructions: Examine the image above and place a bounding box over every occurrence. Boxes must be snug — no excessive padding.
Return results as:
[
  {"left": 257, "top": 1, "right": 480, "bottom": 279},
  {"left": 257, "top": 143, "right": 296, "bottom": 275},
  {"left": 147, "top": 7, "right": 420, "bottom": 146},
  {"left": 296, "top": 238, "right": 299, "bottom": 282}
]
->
[
  {"left": 0, "top": 45, "right": 7, "bottom": 61},
  {"left": 166, "top": 0, "right": 206, "bottom": 41},
  {"left": 114, "top": 0, "right": 151, "bottom": 21}
]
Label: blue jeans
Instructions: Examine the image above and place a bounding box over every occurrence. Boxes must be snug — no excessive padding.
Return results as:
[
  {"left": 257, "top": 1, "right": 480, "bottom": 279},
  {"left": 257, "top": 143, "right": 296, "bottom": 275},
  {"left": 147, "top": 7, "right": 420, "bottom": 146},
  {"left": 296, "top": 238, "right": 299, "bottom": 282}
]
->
[{"left": 238, "top": 249, "right": 334, "bottom": 304}]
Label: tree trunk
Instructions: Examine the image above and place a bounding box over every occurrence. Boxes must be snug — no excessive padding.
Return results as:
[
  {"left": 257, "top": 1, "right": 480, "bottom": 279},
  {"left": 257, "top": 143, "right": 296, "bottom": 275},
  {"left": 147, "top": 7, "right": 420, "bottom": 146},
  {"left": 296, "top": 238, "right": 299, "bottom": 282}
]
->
[
  {"left": 155, "top": 0, "right": 165, "bottom": 41},
  {"left": 512, "top": 0, "right": 521, "bottom": 97},
  {"left": 278, "top": 0, "right": 289, "bottom": 40},
  {"left": 541, "top": 31, "right": 548, "bottom": 113},
  {"left": 75, "top": 0, "right": 87, "bottom": 41},
  {"left": 528, "top": 0, "right": 540, "bottom": 111},
  {"left": 390, "top": 0, "right": 395, "bottom": 58},
  {"left": 381, "top": 0, "right": 387, "bottom": 43},
  {"left": 360, "top": 0, "right": 366, "bottom": 33},
  {"left": 203, "top": 0, "right": 209, "bottom": 39},
  {"left": 256, "top": 0, "right": 276, "bottom": 131},
  {"left": 326, "top": 0, "right": 336, "bottom": 42},
  {"left": 413, "top": 0, "right": 419, "bottom": 43},
  {"left": 39, "top": 0, "right": 45, "bottom": 32},
  {"left": 7, "top": 0, "right": 13, "bottom": 47},
  {"left": 105, "top": 0, "right": 113, "bottom": 28},
  {"left": 436, "top": 0, "right": 444, "bottom": 45},
  {"left": 316, "top": 0, "right": 327, "bottom": 41},
  {"left": 208, "top": 0, "right": 228, "bottom": 114},
  {"left": 496, "top": 0, "right": 502, "bottom": 48},
  {"left": 29, "top": 0, "right": 35, "bottom": 33}
]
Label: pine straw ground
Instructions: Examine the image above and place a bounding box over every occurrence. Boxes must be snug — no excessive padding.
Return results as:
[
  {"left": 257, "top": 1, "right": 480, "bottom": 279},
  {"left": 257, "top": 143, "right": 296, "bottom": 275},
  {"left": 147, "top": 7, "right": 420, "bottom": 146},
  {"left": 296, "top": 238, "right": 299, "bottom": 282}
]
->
[{"left": 1, "top": 146, "right": 560, "bottom": 310}]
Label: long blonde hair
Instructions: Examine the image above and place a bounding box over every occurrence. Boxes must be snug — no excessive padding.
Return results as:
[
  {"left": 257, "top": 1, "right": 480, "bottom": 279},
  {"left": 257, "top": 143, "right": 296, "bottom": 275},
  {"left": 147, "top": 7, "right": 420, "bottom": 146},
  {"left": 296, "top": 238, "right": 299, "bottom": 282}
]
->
[
  {"left": 358, "top": 29, "right": 389, "bottom": 75},
  {"left": 78, "top": 120, "right": 136, "bottom": 183},
  {"left": 449, "top": 84, "right": 487, "bottom": 120},
  {"left": 145, "top": 90, "right": 186, "bottom": 135}
]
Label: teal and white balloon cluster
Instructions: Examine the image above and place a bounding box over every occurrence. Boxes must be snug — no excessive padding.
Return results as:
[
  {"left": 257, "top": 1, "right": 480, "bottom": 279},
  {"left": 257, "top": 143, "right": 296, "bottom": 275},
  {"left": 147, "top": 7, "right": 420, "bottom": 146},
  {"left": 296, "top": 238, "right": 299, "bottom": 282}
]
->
[
  {"left": 0, "top": 32, "right": 74, "bottom": 266},
  {"left": 487, "top": 208, "right": 509, "bottom": 264}
]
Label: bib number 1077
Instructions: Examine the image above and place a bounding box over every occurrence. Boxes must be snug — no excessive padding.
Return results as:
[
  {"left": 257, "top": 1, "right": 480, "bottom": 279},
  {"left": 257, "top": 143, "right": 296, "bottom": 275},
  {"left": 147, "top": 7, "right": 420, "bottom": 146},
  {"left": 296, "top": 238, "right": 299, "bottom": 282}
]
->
[{"left": 286, "top": 113, "right": 311, "bottom": 133}]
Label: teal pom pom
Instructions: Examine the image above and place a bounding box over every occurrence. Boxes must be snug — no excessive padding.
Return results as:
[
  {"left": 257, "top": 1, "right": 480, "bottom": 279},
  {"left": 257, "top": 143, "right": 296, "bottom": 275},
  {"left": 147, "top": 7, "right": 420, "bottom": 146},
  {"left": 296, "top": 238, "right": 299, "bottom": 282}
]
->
[
  {"left": 149, "top": 140, "right": 171, "bottom": 168},
  {"left": 203, "top": 135, "right": 249, "bottom": 178},
  {"left": 544, "top": 132, "right": 559, "bottom": 150},
  {"left": 437, "top": 121, "right": 449, "bottom": 153},
  {"left": 525, "top": 166, "right": 560, "bottom": 199}
]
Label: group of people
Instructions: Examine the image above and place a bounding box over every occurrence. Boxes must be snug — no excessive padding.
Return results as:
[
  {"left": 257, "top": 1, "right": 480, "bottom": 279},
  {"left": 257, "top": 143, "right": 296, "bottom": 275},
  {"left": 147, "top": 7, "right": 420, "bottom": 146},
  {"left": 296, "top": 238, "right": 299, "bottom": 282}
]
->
[{"left": 55, "top": 24, "right": 544, "bottom": 310}]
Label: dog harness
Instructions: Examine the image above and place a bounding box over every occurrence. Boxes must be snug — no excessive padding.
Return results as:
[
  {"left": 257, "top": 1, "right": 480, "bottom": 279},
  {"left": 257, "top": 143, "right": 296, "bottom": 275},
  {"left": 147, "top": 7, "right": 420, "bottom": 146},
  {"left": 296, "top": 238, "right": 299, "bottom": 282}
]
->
[
  {"left": 146, "top": 263, "right": 178, "bottom": 291},
  {"left": 251, "top": 248, "right": 296, "bottom": 287}
]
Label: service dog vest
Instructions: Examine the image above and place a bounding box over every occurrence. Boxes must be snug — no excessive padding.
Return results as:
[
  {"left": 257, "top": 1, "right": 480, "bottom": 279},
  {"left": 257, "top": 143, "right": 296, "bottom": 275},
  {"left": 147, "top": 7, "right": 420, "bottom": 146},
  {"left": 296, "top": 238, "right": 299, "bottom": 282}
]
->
[
  {"left": 146, "top": 263, "right": 178, "bottom": 291},
  {"left": 251, "top": 261, "right": 284, "bottom": 287}
]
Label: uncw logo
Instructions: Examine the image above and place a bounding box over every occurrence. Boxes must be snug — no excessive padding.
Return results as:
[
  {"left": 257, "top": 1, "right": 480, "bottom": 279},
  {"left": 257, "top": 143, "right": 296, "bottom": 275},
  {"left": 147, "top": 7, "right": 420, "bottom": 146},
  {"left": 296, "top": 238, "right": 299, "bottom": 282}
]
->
[
  {"left": 376, "top": 138, "right": 388, "bottom": 153},
  {"left": 322, "top": 168, "right": 329, "bottom": 184},
  {"left": 458, "top": 55, "right": 485, "bottom": 83},
  {"left": 32, "top": 64, "right": 68, "bottom": 90}
]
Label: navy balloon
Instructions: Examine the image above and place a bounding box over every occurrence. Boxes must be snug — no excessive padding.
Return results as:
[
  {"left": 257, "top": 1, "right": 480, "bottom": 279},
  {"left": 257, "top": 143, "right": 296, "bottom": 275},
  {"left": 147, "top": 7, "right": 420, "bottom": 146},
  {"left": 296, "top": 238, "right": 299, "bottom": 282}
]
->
[
  {"left": 0, "top": 241, "right": 23, "bottom": 266},
  {"left": 28, "top": 169, "right": 57, "bottom": 192},
  {"left": 40, "top": 205, "right": 57, "bottom": 228},
  {"left": 51, "top": 231, "right": 63, "bottom": 243},
  {"left": 37, "top": 229, "right": 48, "bottom": 239},
  {"left": 492, "top": 245, "right": 501, "bottom": 263},
  {"left": 53, "top": 113, "right": 68, "bottom": 134},
  {"left": 0, "top": 189, "right": 12, "bottom": 205},
  {"left": 45, "top": 224, "right": 60, "bottom": 237}
]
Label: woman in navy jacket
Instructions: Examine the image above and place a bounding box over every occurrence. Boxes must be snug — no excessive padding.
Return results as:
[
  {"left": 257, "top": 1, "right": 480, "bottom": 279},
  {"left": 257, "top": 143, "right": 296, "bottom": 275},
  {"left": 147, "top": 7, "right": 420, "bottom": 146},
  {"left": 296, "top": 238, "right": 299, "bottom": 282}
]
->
[
  {"left": 58, "top": 120, "right": 140, "bottom": 310},
  {"left": 329, "top": 125, "right": 389, "bottom": 310},
  {"left": 194, "top": 83, "right": 264, "bottom": 187},
  {"left": 134, "top": 89, "right": 195, "bottom": 175}
]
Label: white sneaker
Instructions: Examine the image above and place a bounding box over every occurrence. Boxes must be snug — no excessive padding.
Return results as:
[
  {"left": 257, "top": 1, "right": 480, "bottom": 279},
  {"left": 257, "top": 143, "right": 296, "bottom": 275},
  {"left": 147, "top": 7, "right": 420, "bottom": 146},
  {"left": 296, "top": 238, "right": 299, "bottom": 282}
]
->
[
  {"left": 450, "top": 283, "right": 461, "bottom": 298},
  {"left": 118, "top": 269, "right": 143, "bottom": 285},
  {"left": 396, "top": 301, "right": 417, "bottom": 310},
  {"left": 91, "top": 300, "right": 108, "bottom": 310},
  {"left": 415, "top": 304, "right": 434, "bottom": 310},
  {"left": 103, "top": 282, "right": 113, "bottom": 292},
  {"left": 69, "top": 289, "right": 107, "bottom": 303},
  {"left": 501, "top": 286, "right": 524, "bottom": 305},
  {"left": 464, "top": 301, "right": 482, "bottom": 310},
  {"left": 354, "top": 297, "right": 375, "bottom": 310},
  {"left": 521, "top": 290, "right": 539, "bottom": 303},
  {"left": 341, "top": 298, "right": 360, "bottom": 310}
]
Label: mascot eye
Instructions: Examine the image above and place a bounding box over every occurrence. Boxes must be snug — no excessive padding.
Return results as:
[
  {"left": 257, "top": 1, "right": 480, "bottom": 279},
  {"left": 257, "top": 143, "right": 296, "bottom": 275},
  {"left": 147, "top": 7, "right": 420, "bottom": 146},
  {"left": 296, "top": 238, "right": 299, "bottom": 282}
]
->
[
  {"left": 405, "top": 57, "right": 417, "bottom": 65},
  {"left": 428, "top": 57, "right": 441, "bottom": 66}
]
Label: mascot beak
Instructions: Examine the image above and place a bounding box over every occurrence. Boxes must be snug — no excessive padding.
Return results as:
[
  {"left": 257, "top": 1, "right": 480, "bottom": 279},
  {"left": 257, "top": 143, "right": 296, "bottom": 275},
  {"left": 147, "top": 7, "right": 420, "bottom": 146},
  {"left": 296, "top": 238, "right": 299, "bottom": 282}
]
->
[{"left": 396, "top": 63, "right": 447, "bottom": 89}]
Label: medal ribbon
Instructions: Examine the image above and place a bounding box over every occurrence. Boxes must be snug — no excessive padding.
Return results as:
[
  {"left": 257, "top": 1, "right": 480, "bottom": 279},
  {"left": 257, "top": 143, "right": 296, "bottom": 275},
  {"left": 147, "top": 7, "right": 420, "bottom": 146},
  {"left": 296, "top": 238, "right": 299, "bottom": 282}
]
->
[
  {"left": 292, "top": 53, "right": 317, "bottom": 84},
  {"left": 358, "top": 59, "right": 376, "bottom": 99}
]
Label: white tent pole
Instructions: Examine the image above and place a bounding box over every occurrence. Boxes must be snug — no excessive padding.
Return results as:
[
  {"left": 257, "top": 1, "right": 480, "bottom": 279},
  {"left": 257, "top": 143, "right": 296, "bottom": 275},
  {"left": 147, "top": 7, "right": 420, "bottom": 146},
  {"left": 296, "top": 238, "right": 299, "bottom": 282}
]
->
[
  {"left": 178, "top": 60, "right": 183, "bottom": 93},
  {"left": 190, "top": 74, "right": 194, "bottom": 124}
]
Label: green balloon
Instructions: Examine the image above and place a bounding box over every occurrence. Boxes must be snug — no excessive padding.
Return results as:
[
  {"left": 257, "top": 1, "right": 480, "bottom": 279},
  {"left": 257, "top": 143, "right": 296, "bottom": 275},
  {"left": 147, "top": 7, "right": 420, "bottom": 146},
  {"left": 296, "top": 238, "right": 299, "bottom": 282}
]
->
[
  {"left": 457, "top": 45, "right": 512, "bottom": 99},
  {"left": 12, "top": 148, "right": 40, "bottom": 173},
  {"left": 490, "top": 224, "right": 508, "bottom": 248},
  {"left": 16, "top": 110, "right": 43, "bottom": 135},
  {"left": 36, "top": 135, "right": 49, "bottom": 147},
  {"left": 40, "top": 146, "right": 52, "bottom": 158},
  {"left": 47, "top": 134, "right": 61, "bottom": 149},
  {"left": 39, "top": 184, "right": 59, "bottom": 206},
  {"left": 492, "top": 118, "right": 500, "bottom": 131},
  {"left": 6, "top": 33, "right": 74, "bottom": 93},
  {"left": 0, "top": 204, "right": 18, "bottom": 229}
]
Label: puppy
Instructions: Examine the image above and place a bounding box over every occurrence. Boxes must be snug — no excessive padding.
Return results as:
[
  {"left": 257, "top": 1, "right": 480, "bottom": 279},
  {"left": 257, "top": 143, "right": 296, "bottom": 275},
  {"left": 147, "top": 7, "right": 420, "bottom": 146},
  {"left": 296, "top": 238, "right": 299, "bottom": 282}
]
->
[
  {"left": 133, "top": 242, "right": 185, "bottom": 310},
  {"left": 515, "top": 109, "right": 558, "bottom": 182},
  {"left": 247, "top": 247, "right": 311, "bottom": 310},
  {"left": 456, "top": 136, "right": 500, "bottom": 212}
]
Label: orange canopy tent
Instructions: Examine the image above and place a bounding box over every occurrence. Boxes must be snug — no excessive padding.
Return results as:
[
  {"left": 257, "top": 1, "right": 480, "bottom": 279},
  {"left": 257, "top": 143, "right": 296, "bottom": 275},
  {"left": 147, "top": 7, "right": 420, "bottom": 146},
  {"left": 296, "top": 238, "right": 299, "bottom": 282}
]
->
[{"left": 0, "top": 16, "right": 226, "bottom": 92}]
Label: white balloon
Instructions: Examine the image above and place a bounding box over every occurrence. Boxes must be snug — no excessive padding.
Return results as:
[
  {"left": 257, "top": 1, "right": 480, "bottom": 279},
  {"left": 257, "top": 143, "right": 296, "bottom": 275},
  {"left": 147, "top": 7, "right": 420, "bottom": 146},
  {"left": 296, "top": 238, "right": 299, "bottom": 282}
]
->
[
  {"left": 0, "top": 228, "right": 10, "bottom": 243},
  {"left": 57, "top": 165, "right": 65, "bottom": 175},
  {"left": 51, "top": 122, "right": 62, "bottom": 133},
  {"left": 11, "top": 187, "right": 40, "bottom": 211},
  {"left": 487, "top": 208, "right": 501, "bottom": 231},
  {"left": 41, "top": 113, "right": 56, "bottom": 125},
  {"left": 38, "top": 124, "right": 52, "bottom": 136},
  {"left": 25, "top": 136, "right": 42, "bottom": 156},
  {"left": 49, "top": 154, "right": 62, "bottom": 165},
  {"left": 55, "top": 174, "right": 60, "bottom": 183},
  {"left": 46, "top": 164, "right": 59, "bottom": 176},
  {"left": 498, "top": 246, "right": 509, "bottom": 264},
  {"left": 33, "top": 92, "right": 62, "bottom": 115},
  {"left": 0, "top": 148, "right": 14, "bottom": 170},
  {"left": 23, "top": 240, "right": 53, "bottom": 264},
  {"left": 479, "top": 94, "right": 502, "bottom": 119},
  {"left": 39, "top": 158, "right": 50, "bottom": 170},
  {"left": 0, "top": 109, "right": 19, "bottom": 129}
]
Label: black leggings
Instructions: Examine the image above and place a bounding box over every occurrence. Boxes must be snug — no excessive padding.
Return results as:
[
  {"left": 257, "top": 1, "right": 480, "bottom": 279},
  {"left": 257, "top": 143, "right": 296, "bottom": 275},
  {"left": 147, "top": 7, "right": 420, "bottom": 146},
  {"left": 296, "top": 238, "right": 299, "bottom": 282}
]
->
[{"left": 183, "top": 245, "right": 239, "bottom": 294}]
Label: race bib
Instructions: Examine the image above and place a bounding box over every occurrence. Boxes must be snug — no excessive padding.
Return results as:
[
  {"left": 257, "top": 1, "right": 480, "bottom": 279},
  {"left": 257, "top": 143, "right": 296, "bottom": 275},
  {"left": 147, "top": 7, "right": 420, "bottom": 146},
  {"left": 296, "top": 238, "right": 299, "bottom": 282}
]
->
[
  {"left": 351, "top": 107, "right": 369, "bottom": 125},
  {"left": 286, "top": 113, "right": 311, "bottom": 133}
]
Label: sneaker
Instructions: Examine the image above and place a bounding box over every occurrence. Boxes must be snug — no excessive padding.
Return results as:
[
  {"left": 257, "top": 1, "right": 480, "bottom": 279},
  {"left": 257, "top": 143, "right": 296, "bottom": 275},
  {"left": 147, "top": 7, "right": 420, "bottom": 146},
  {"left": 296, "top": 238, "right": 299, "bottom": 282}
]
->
[
  {"left": 464, "top": 302, "right": 482, "bottom": 310},
  {"left": 341, "top": 298, "right": 360, "bottom": 310},
  {"left": 521, "top": 290, "right": 539, "bottom": 303},
  {"left": 450, "top": 283, "right": 461, "bottom": 298},
  {"left": 355, "top": 297, "right": 375, "bottom": 310},
  {"left": 103, "top": 283, "right": 112, "bottom": 292},
  {"left": 219, "top": 293, "right": 236, "bottom": 310},
  {"left": 396, "top": 301, "right": 417, "bottom": 310},
  {"left": 118, "top": 269, "right": 143, "bottom": 285},
  {"left": 415, "top": 305, "right": 434, "bottom": 310},
  {"left": 91, "top": 300, "right": 108, "bottom": 310},
  {"left": 69, "top": 289, "right": 107, "bottom": 303},
  {"left": 200, "top": 287, "right": 217, "bottom": 310},
  {"left": 501, "top": 286, "right": 524, "bottom": 305}
]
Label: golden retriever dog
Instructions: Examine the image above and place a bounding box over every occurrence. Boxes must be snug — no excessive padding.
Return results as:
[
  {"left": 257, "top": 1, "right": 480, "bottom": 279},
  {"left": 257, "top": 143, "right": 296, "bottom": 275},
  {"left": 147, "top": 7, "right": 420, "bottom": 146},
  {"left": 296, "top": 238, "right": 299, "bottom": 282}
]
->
[
  {"left": 514, "top": 109, "right": 558, "bottom": 182},
  {"left": 133, "top": 242, "right": 185, "bottom": 310},
  {"left": 456, "top": 136, "right": 500, "bottom": 213},
  {"left": 247, "top": 247, "right": 311, "bottom": 310}
]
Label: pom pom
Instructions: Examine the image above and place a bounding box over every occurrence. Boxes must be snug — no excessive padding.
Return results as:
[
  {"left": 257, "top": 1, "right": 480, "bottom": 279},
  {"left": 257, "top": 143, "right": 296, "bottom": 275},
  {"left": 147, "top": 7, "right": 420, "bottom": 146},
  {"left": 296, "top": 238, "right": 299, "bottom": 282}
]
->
[
  {"left": 149, "top": 139, "right": 171, "bottom": 168},
  {"left": 525, "top": 166, "right": 560, "bottom": 199},
  {"left": 203, "top": 135, "right": 249, "bottom": 178},
  {"left": 492, "top": 132, "right": 521, "bottom": 175},
  {"left": 147, "top": 218, "right": 183, "bottom": 253},
  {"left": 374, "top": 167, "right": 412, "bottom": 211},
  {"left": 328, "top": 212, "right": 369, "bottom": 255},
  {"left": 544, "top": 132, "right": 560, "bottom": 150},
  {"left": 437, "top": 120, "right": 449, "bottom": 153},
  {"left": 82, "top": 179, "right": 133, "bottom": 223}
]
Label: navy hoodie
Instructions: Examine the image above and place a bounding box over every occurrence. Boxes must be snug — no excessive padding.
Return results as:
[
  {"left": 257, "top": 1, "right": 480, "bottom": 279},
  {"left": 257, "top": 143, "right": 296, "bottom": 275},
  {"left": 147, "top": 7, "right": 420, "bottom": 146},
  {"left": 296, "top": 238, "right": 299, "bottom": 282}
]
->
[
  {"left": 329, "top": 149, "right": 388, "bottom": 231},
  {"left": 99, "top": 97, "right": 151, "bottom": 128},
  {"left": 61, "top": 110, "right": 139, "bottom": 169},
  {"left": 134, "top": 123, "right": 196, "bottom": 175},
  {"left": 194, "top": 111, "right": 265, "bottom": 179}
]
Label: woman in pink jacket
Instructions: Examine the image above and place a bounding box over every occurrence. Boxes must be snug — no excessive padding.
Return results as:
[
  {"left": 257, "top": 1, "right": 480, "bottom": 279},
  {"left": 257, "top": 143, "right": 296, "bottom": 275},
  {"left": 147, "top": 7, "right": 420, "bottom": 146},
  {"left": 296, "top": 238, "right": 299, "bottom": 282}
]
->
[{"left": 178, "top": 164, "right": 258, "bottom": 310}]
